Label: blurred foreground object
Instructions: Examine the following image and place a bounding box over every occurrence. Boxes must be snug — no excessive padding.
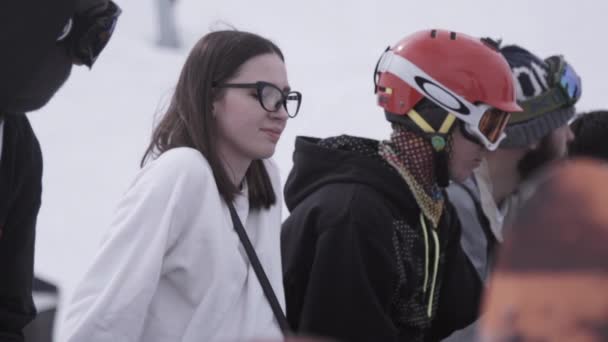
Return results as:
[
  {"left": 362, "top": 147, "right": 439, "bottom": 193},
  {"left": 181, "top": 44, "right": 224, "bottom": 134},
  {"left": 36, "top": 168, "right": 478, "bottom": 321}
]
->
[{"left": 480, "top": 158, "right": 608, "bottom": 342}]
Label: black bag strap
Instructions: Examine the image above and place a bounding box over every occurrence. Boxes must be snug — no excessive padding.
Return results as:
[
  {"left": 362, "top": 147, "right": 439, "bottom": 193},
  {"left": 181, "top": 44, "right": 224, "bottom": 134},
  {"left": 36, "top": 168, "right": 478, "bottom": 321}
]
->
[
  {"left": 453, "top": 182, "right": 497, "bottom": 264},
  {"left": 227, "top": 202, "right": 291, "bottom": 334}
]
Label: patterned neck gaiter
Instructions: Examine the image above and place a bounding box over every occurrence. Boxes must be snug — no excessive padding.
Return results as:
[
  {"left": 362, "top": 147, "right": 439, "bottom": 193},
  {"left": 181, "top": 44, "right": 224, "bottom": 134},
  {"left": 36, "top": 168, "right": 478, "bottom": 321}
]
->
[{"left": 379, "top": 124, "right": 445, "bottom": 228}]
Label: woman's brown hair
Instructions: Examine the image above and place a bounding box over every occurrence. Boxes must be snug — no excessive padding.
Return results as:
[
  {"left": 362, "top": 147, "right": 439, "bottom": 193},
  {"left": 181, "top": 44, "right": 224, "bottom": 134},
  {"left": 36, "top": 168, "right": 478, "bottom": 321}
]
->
[{"left": 142, "top": 30, "right": 284, "bottom": 209}]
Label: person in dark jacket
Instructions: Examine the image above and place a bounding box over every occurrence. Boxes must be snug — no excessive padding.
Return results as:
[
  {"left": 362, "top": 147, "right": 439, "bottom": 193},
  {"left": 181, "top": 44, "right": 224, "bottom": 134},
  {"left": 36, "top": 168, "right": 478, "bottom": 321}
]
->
[
  {"left": 281, "top": 29, "right": 522, "bottom": 342},
  {"left": 0, "top": 1, "right": 120, "bottom": 340},
  {"left": 569, "top": 110, "right": 608, "bottom": 161}
]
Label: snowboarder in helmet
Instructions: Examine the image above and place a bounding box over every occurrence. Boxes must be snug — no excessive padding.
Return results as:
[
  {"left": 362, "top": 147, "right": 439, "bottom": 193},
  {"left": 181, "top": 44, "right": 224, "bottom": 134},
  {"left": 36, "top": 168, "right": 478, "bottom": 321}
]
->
[
  {"left": 375, "top": 29, "right": 521, "bottom": 186},
  {"left": 281, "top": 29, "right": 521, "bottom": 342}
]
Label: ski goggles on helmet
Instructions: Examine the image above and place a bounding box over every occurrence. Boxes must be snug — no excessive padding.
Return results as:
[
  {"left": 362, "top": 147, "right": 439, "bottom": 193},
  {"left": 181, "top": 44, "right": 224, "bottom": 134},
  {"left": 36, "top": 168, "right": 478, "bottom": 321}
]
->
[
  {"left": 57, "top": 1, "right": 121, "bottom": 68},
  {"left": 376, "top": 51, "right": 512, "bottom": 150},
  {"left": 513, "top": 56, "right": 582, "bottom": 124}
]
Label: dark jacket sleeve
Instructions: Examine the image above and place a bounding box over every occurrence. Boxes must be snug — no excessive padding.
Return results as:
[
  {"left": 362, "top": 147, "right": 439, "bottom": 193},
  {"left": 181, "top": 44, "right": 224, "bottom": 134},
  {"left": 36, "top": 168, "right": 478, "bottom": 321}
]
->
[
  {"left": 428, "top": 202, "right": 482, "bottom": 340},
  {"left": 290, "top": 186, "right": 400, "bottom": 342},
  {"left": 0, "top": 115, "right": 42, "bottom": 341}
]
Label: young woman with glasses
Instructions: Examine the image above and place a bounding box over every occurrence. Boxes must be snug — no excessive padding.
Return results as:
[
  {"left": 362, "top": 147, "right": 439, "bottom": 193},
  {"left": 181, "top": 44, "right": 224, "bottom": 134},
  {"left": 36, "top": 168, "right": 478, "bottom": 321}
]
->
[{"left": 62, "top": 30, "right": 301, "bottom": 342}]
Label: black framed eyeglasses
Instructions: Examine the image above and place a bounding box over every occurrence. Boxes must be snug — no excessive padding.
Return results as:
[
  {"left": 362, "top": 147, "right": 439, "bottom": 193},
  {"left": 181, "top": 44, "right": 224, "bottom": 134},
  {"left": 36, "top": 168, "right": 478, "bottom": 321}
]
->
[{"left": 213, "top": 81, "right": 302, "bottom": 118}]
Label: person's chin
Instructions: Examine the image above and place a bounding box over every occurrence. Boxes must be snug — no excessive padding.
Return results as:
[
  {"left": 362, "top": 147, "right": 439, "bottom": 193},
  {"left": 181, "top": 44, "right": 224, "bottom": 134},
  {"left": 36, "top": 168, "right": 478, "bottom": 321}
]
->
[{"left": 252, "top": 144, "right": 276, "bottom": 160}]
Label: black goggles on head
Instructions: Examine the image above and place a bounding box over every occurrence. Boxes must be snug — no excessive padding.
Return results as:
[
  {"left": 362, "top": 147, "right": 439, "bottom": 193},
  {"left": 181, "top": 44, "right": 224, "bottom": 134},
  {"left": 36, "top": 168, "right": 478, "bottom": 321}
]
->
[
  {"left": 57, "top": 1, "right": 122, "bottom": 68},
  {"left": 513, "top": 55, "right": 582, "bottom": 124}
]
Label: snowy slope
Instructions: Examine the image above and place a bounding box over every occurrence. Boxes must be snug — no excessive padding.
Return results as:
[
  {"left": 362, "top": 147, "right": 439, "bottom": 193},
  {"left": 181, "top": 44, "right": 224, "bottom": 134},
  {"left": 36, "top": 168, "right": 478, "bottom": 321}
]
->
[{"left": 27, "top": 0, "right": 607, "bottom": 339}]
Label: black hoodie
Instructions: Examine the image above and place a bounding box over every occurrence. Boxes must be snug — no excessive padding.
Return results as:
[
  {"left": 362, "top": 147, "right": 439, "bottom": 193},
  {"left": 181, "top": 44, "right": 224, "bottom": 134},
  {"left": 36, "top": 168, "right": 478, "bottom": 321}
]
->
[
  {"left": 0, "top": 0, "right": 77, "bottom": 111},
  {"left": 0, "top": 115, "right": 42, "bottom": 342},
  {"left": 281, "top": 136, "right": 482, "bottom": 342},
  {"left": 0, "top": 3, "right": 75, "bottom": 341},
  {"left": 0, "top": 1, "right": 113, "bottom": 340}
]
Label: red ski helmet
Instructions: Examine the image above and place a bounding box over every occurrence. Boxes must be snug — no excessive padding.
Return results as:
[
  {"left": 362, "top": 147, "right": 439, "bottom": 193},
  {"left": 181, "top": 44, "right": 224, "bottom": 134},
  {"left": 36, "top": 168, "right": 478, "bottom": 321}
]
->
[{"left": 375, "top": 29, "right": 522, "bottom": 150}]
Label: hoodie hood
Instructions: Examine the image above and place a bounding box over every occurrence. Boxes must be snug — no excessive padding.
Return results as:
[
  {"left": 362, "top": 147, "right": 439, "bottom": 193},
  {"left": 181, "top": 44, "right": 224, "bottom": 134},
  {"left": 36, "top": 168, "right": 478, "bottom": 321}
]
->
[
  {"left": 0, "top": 0, "right": 77, "bottom": 110},
  {"left": 284, "top": 135, "right": 417, "bottom": 212}
]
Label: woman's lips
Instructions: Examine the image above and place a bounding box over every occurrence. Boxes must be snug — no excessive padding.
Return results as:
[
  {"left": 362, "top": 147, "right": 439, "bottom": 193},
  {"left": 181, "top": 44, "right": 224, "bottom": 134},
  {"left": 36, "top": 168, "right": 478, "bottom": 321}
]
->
[{"left": 260, "top": 128, "right": 282, "bottom": 142}]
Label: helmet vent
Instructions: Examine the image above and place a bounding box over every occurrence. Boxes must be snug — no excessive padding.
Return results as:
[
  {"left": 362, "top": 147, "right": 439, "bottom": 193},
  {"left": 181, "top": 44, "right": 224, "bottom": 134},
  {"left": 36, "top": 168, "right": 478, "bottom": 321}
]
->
[
  {"left": 450, "top": 31, "right": 457, "bottom": 40},
  {"left": 430, "top": 29, "right": 437, "bottom": 38},
  {"left": 480, "top": 37, "right": 502, "bottom": 52}
]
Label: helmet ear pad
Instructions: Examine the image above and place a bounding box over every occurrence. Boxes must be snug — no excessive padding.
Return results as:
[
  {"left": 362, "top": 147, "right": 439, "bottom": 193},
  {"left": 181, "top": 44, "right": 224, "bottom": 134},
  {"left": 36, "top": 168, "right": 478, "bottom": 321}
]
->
[
  {"left": 413, "top": 99, "right": 455, "bottom": 132},
  {"left": 414, "top": 99, "right": 456, "bottom": 188},
  {"left": 385, "top": 98, "right": 455, "bottom": 134},
  {"left": 385, "top": 99, "right": 457, "bottom": 188}
]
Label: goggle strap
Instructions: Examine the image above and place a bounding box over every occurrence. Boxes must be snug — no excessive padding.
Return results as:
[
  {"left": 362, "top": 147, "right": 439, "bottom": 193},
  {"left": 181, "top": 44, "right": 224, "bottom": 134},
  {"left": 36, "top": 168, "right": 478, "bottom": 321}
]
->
[
  {"left": 407, "top": 109, "right": 436, "bottom": 133},
  {"left": 512, "top": 88, "right": 570, "bottom": 124},
  {"left": 374, "top": 46, "right": 391, "bottom": 93},
  {"left": 545, "top": 55, "right": 562, "bottom": 80},
  {"left": 438, "top": 114, "right": 456, "bottom": 134}
]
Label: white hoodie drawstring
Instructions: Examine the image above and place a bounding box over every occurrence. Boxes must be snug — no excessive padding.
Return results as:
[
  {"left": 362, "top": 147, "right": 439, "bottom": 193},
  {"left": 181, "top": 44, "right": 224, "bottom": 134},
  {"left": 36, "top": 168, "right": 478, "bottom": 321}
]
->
[{"left": 419, "top": 213, "right": 440, "bottom": 318}]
